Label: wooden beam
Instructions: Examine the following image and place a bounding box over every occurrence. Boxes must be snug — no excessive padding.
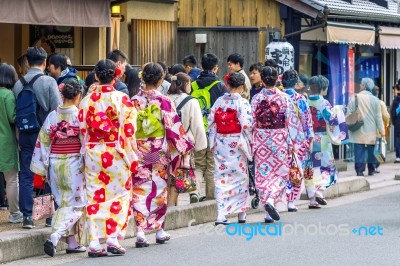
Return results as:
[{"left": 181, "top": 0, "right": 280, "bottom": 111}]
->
[{"left": 275, "top": 0, "right": 323, "bottom": 18}]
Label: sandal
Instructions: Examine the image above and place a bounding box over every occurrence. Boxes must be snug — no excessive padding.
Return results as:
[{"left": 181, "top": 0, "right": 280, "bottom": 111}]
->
[
  {"left": 107, "top": 245, "right": 126, "bottom": 255},
  {"left": 44, "top": 239, "right": 56, "bottom": 257},
  {"left": 88, "top": 248, "right": 108, "bottom": 258},
  {"left": 265, "top": 203, "right": 280, "bottom": 221},
  {"left": 308, "top": 203, "right": 321, "bottom": 209},
  {"left": 156, "top": 233, "right": 171, "bottom": 244},
  {"left": 316, "top": 197, "right": 327, "bottom": 206},
  {"left": 264, "top": 218, "right": 274, "bottom": 224},
  {"left": 288, "top": 207, "right": 298, "bottom": 212},
  {"left": 66, "top": 245, "right": 86, "bottom": 254},
  {"left": 135, "top": 238, "right": 150, "bottom": 248},
  {"left": 215, "top": 219, "right": 231, "bottom": 226},
  {"left": 190, "top": 193, "right": 199, "bottom": 203}
]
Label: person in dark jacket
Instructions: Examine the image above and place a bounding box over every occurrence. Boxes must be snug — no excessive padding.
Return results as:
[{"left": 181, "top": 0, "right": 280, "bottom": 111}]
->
[
  {"left": 190, "top": 53, "right": 226, "bottom": 202},
  {"left": 47, "top": 53, "right": 81, "bottom": 85},
  {"left": 183, "top": 55, "right": 201, "bottom": 82},
  {"left": 391, "top": 84, "right": 400, "bottom": 162}
]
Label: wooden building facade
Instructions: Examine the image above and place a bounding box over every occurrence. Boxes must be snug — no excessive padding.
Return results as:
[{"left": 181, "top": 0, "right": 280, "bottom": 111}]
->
[{"left": 177, "top": 0, "right": 282, "bottom": 77}]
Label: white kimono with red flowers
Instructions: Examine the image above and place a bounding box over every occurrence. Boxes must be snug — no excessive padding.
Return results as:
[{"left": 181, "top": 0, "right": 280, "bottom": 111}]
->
[
  {"left": 208, "top": 93, "right": 253, "bottom": 216},
  {"left": 30, "top": 105, "right": 86, "bottom": 241},
  {"left": 78, "top": 85, "right": 138, "bottom": 241}
]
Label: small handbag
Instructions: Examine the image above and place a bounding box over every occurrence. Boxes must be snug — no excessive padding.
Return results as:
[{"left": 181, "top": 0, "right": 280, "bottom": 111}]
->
[
  {"left": 289, "top": 153, "right": 303, "bottom": 187},
  {"left": 170, "top": 153, "right": 197, "bottom": 193},
  {"left": 32, "top": 187, "right": 55, "bottom": 221},
  {"left": 303, "top": 156, "right": 314, "bottom": 181},
  {"left": 374, "top": 137, "right": 386, "bottom": 163},
  {"left": 346, "top": 95, "right": 364, "bottom": 132}
]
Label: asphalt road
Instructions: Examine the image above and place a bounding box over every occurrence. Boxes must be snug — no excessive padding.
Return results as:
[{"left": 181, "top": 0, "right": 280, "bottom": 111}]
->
[{"left": 7, "top": 185, "right": 400, "bottom": 266}]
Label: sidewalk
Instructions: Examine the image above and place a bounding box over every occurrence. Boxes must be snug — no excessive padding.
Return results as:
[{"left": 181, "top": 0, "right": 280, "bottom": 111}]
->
[{"left": 1, "top": 153, "right": 399, "bottom": 263}]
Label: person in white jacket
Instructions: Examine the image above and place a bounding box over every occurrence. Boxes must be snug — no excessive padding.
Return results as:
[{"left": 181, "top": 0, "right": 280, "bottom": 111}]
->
[{"left": 167, "top": 72, "right": 207, "bottom": 205}]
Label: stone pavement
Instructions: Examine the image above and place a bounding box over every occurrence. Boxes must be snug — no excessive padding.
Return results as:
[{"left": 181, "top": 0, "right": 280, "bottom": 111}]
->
[{"left": 0, "top": 153, "right": 399, "bottom": 263}]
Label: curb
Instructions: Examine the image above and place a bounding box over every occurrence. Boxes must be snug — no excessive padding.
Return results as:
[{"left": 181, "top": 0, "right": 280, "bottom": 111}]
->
[
  {"left": 0, "top": 176, "right": 369, "bottom": 263},
  {"left": 299, "top": 176, "right": 370, "bottom": 201}
]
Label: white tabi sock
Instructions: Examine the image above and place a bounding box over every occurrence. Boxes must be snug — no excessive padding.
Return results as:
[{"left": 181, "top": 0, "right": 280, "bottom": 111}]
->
[
  {"left": 106, "top": 236, "right": 120, "bottom": 247},
  {"left": 315, "top": 190, "right": 324, "bottom": 198},
  {"left": 288, "top": 201, "right": 296, "bottom": 209},
  {"left": 137, "top": 231, "right": 146, "bottom": 241},
  {"left": 89, "top": 239, "right": 101, "bottom": 251},
  {"left": 310, "top": 196, "right": 318, "bottom": 205},
  {"left": 265, "top": 212, "right": 273, "bottom": 220},
  {"left": 156, "top": 229, "right": 168, "bottom": 239},
  {"left": 67, "top": 235, "right": 79, "bottom": 249},
  {"left": 267, "top": 197, "right": 275, "bottom": 207},
  {"left": 217, "top": 212, "right": 227, "bottom": 222},
  {"left": 238, "top": 212, "right": 246, "bottom": 221},
  {"left": 50, "top": 232, "right": 61, "bottom": 247}
]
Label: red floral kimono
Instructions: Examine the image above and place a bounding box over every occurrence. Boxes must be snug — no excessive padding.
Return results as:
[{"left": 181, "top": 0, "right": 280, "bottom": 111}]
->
[{"left": 78, "top": 85, "right": 138, "bottom": 241}]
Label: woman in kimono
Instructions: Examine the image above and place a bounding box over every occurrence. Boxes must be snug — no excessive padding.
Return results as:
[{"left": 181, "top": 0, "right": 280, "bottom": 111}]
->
[
  {"left": 282, "top": 70, "right": 314, "bottom": 212},
  {"left": 208, "top": 72, "right": 253, "bottom": 225},
  {"left": 251, "top": 66, "right": 298, "bottom": 223},
  {"left": 30, "top": 79, "right": 86, "bottom": 257},
  {"left": 131, "top": 63, "right": 194, "bottom": 248},
  {"left": 78, "top": 59, "right": 138, "bottom": 257},
  {"left": 305, "top": 75, "right": 349, "bottom": 208}
]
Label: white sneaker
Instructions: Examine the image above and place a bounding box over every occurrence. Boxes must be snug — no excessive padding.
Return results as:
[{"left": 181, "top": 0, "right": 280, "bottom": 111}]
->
[{"left": 8, "top": 212, "right": 23, "bottom": 223}]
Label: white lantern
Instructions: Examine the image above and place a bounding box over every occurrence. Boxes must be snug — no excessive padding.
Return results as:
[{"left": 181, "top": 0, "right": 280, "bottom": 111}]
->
[{"left": 265, "top": 41, "right": 295, "bottom": 75}]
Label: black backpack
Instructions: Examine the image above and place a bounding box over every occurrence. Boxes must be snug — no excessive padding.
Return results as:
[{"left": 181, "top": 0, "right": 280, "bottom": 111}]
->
[
  {"left": 176, "top": 95, "right": 193, "bottom": 132},
  {"left": 16, "top": 74, "right": 44, "bottom": 133}
]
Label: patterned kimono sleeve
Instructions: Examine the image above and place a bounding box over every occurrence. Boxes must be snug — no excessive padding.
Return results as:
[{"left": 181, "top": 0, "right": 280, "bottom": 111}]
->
[
  {"left": 78, "top": 100, "right": 88, "bottom": 155},
  {"left": 118, "top": 95, "right": 138, "bottom": 173},
  {"left": 238, "top": 99, "right": 253, "bottom": 147},
  {"left": 163, "top": 105, "right": 194, "bottom": 155},
  {"left": 299, "top": 95, "right": 314, "bottom": 140},
  {"left": 322, "top": 100, "right": 337, "bottom": 126},
  {"left": 207, "top": 101, "right": 218, "bottom": 150},
  {"left": 285, "top": 98, "right": 297, "bottom": 155},
  {"left": 30, "top": 114, "right": 53, "bottom": 177}
]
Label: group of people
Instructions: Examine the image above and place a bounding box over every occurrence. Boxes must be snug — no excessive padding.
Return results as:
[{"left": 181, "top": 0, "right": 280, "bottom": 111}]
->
[{"left": 0, "top": 46, "right": 396, "bottom": 258}]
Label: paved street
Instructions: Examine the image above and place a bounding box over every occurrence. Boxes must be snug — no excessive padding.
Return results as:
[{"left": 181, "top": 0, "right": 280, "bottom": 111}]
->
[{"left": 7, "top": 183, "right": 400, "bottom": 266}]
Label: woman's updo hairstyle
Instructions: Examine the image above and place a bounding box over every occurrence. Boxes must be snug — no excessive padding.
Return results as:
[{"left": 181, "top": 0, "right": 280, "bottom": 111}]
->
[
  {"left": 261, "top": 66, "right": 278, "bottom": 87},
  {"left": 227, "top": 72, "right": 245, "bottom": 89},
  {"left": 94, "top": 59, "right": 116, "bottom": 84},
  {"left": 142, "top": 62, "right": 163, "bottom": 86},
  {"left": 61, "top": 78, "right": 83, "bottom": 100},
  {"left": 282, "top": 69, "right": 299, "bottom": 88},
  {"left": 168, "top": 72, "right": 191, "bottom": 95}
]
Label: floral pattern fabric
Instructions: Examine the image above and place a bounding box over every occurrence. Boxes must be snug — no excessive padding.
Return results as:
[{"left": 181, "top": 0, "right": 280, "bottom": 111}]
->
[
  {"left": 284, "top": 88, "right": 314, "bottom": 202},
  {"left": 131, "top": 89, "right": 194, "bottom": 233},
  {"left": 30, "top": 106, "right": 86, "bottom": 241},
  {"left": 304, "top": 95, "right": 348, "bottom": 197},
  {"left": 251, "top": 88, "right": 297, "bottom": 206},
  {"left": 78, "top": 85, "right": 138, "bottom": 241},
  {"left": 208, "top": 93, "right": 253, "bottom": 216}
]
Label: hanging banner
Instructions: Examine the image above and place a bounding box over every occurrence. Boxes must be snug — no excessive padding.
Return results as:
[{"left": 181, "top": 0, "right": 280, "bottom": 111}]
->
[
  {"left": 348, "top": 48, "right": 355, "bottom": 97},
  {"left": 327, "top": 44, "right": 349, "bottom": 106},
  {"left": 265, "top": 41, "right": 294, "bottom": 75}
]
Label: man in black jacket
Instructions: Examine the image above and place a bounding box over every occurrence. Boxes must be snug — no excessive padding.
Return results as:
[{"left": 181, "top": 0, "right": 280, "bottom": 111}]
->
[{"left": 190, "top": 53, "right": 226, "bottom": 202}]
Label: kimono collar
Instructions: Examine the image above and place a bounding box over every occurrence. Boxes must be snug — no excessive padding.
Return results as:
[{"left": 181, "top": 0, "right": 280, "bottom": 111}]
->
[
  {"left": 139, "top": 88, "right": 162, "bottom": 98},
  {"left": 95, "top": 85, "right": 115, "bottom": 93},
  {"left": 309, "top": 94, "right": 322, "bottom": 101},
  {"left": 56, "top": 105, "right": 78, "bottom": 114},
  {"left": 285, "top": 88, "right": 296, "bottom": 95},
  {"left": 224, "top": 92, "right": 242, "bottom": 100},
  {"left": 262, "top": 87, "right": 278, "bottom": 95}
]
